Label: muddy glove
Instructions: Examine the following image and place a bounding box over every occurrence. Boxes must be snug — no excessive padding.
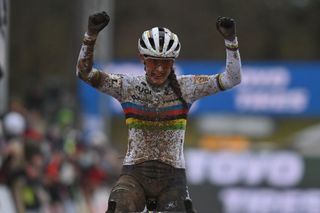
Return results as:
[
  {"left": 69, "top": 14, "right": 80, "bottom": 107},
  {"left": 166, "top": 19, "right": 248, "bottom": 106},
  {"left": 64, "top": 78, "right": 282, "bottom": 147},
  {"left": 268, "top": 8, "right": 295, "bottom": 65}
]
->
[
  {"left": 87, "top": 11, "right": 110, "bottom": 36},
  {"left": 216, "top": 16, "right": 236, "bottom": 41}
]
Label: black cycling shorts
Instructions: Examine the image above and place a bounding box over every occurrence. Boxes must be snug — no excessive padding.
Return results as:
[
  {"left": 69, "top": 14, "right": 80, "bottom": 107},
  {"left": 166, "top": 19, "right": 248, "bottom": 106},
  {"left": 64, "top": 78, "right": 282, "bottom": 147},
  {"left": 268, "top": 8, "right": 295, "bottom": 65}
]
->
[{"left": 107, "top": 160, "right": 192, "bottom": 212}]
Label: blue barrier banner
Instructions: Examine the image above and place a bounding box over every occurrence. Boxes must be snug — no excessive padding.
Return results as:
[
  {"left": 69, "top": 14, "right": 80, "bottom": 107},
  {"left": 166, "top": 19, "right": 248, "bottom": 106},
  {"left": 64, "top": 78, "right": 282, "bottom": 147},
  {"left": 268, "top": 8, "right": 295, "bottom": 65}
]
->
[
  {"left": 180, "top": 61, "right": 320, "bottom": 116},
  {"left": 80, "top": 61, "right": 320, "bottom": 117}
]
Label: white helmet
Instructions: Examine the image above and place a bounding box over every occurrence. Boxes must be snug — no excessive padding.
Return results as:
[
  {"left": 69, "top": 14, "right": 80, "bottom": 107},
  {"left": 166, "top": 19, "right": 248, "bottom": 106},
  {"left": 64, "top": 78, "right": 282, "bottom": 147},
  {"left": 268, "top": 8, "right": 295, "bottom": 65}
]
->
[{"left": 138, "top": 27, "right": 181, "bottom": 58}]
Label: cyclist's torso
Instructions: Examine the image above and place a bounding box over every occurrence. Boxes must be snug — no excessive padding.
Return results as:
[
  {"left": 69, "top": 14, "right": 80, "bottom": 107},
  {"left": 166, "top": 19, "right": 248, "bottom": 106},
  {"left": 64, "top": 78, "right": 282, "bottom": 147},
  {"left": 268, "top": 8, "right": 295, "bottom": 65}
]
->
[
  {"left": 93, "top": 72, "right": 220, "bottom": 168},
  {"left": 121, "top": 75, "right": 188, "bottom": 168}
]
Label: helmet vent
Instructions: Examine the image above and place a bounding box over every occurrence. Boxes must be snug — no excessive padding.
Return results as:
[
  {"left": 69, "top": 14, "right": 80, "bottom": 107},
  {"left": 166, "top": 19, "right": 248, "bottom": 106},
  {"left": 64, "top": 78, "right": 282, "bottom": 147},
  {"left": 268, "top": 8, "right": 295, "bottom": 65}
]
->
[
  {"left": 174, "top": 43, "right": 180, "bottom": 51},
  {"left": 168, "top": 39, "right": 174, "bottom": 50},
  {"left": 139, "top": 39, "right": 147, "bottom": 49},
  {"left": 159, "top": 31, "right": 165, "bottom": 52},
  {"left": 148, "top": 38, "right": 156, "bottom": 50}
]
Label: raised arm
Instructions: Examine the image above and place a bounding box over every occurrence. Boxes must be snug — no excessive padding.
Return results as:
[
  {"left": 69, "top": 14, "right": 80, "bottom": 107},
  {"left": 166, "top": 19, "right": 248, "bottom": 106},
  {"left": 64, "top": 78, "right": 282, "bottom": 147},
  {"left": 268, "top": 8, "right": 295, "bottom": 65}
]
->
[
  {"left": 76, "top": 12, "right": 110, "bottom": 86},
  {"left": 216, "top": 17, "right": 242, "bottom": 90}
]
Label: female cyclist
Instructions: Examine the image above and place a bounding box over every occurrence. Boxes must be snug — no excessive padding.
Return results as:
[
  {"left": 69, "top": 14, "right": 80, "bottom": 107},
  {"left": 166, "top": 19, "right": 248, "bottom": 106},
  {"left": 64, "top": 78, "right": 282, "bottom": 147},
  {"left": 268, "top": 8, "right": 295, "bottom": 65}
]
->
[{"left": 76, "top": 11, "right": 242, "bottom": 213}]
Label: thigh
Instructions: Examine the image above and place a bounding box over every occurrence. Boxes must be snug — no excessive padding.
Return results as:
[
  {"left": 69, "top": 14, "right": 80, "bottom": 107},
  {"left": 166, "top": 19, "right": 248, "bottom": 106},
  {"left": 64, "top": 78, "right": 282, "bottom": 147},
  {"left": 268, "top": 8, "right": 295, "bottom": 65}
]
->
[{"left": 107, "top": 175, "right": 146, "bottom": 213}]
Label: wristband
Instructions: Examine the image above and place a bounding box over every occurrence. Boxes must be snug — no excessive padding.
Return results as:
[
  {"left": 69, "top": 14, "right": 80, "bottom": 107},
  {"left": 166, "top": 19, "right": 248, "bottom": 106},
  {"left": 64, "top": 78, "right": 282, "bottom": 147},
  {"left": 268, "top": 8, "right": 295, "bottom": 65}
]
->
[
  {"left": 217, "top": 74, "right": 226, "bottom": 91},
  {"left": 225, "top": 37, "right": 239, "bottom": 51},
  {"left": 83, "top": 32, "right": 97, "bottom": 45}
]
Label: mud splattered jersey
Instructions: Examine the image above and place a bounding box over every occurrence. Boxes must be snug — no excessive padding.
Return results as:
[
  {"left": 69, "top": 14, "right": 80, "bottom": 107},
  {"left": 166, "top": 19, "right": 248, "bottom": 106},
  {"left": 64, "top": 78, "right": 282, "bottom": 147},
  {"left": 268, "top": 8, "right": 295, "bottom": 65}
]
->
[{"left": 76, "top": 33, "right": 241, "bottom": 168}]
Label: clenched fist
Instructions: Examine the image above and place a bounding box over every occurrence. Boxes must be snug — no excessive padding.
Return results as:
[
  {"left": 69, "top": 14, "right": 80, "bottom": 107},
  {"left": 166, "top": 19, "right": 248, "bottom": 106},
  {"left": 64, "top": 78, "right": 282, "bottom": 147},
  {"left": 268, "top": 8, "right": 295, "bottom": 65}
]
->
[
  {"left": 88, "top": 11, "right": 110, "bottom": 36},
  {"left": 216, "top": 16, "right": 236, "bottom": 41}
]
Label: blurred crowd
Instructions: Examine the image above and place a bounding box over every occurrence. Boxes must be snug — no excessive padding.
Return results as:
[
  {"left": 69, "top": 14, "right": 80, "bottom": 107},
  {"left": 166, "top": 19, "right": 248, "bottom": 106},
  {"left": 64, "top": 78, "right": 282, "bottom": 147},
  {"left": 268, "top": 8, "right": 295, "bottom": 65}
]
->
[{"left": 0, "top": 86, "right": 122, "bottom": 213}]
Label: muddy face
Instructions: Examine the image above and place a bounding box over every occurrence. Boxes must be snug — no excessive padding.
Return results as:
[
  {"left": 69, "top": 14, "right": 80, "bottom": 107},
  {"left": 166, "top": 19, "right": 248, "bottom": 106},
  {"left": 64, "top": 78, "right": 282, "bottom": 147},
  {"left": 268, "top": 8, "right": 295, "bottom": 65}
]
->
[{"left": 143, "top": 57, "right": 174, "bottom": 86}]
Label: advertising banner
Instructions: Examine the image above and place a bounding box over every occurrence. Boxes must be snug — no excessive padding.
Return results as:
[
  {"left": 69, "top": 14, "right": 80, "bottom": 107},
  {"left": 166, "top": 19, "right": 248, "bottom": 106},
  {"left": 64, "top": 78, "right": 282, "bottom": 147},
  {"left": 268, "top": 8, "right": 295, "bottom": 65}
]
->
[
  {"left": 182, "top": 62, "right": 320, "bottom": 116},
  {"left": 185, "top": 149, "right": 320, "bottom": 213}
]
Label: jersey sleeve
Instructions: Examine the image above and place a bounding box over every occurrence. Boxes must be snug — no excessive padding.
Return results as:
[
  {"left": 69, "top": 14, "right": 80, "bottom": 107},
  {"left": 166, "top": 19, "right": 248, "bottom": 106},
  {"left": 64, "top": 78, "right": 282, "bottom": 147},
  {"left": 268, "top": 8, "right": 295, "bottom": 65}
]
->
[
  {"left": 76, "top": 33, "right": 125, "bottom": 101},
  {"left": 178, "top": 74, "right": 220, "bottom": 103},
  {"left": 217, "top": 37, "right": 242, "bottom": 90},
  {"left": 178, "top": 37, "right": 242, "bottom": 103},
  {"left": 85, "top": 68, "right": 125, "bottom": 101}
]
